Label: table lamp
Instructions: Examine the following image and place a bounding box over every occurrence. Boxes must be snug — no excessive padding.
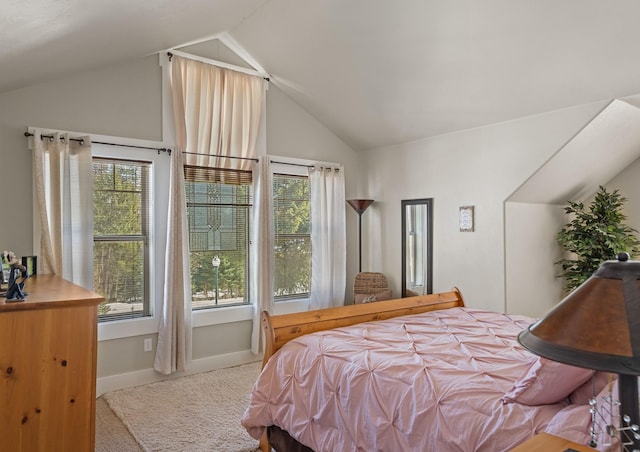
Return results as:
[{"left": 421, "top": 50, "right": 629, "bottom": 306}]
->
[{"left": 519, "top": 252, "right": 640, "bottom": 450}]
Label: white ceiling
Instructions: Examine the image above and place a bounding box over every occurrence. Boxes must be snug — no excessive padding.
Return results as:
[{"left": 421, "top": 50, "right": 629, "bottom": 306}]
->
[
  {"left": 0, "top": 0, "right": 266, "bottom": 92},
  {"left": 3, "top": 0, "right": 640, "bottom": 151}
]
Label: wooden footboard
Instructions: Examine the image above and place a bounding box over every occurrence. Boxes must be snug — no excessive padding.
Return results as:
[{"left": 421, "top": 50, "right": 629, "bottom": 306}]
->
[{"left": 261, "top": 287, "right": 465, "bottom": 368}]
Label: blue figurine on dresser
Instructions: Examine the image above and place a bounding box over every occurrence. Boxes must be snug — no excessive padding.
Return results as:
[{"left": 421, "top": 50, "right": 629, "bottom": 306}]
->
[{"left": 1, "top": 250, "right": 28, "bottom": 301}]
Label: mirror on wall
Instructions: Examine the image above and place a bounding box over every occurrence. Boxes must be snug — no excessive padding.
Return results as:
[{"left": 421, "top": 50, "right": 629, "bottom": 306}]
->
[{"left": 401, "top": 198, "right": 433, "bottom": 297}]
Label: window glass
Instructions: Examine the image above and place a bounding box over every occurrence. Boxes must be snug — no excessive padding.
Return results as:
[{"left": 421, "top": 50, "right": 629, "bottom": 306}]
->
[
  {"left": 93, "top": 158, "right": 151, "bottom": 321},
  {"left": 184, "top": 166, "right": 252, "bottom": 309},
  {"left": 273, "top": 173, "right": 311, "bottom": 300}
]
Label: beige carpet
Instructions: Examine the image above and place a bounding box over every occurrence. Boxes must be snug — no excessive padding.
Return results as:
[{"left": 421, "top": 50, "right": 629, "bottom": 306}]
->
[
  {"left": 102, "top": 362, "right": 262, "bottom": 452},
  {"left": 96, "top": 396, "right": 143, "bottom": 451}
]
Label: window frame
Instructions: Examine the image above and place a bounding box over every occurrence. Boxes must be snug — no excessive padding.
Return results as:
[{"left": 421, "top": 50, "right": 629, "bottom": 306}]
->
[
  {"left": 93, "top": 140, "right": 169, "bottom": 341},
  {"left": 93, "top": 157, "right": 152, "bottom": 323},
  {"left": 266, "top": 156, "right": 341, "bottom": 316},
  {"left": 269, "top": 160, "right": 313, "bottom": 308},
  {"left": 272, "top": 171, "right": 311, "bottom": 302},
  {"left": 184, "top": 166, "right": 253, "bottom": 311}
]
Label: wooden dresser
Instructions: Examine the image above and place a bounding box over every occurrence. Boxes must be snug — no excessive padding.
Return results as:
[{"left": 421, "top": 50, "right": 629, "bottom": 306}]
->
[{"left": 0, "top": 274, "right": 104, "bottom": 452}]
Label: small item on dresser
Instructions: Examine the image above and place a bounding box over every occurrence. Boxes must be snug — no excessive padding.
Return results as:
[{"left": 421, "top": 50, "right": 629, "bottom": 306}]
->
[
  {"left": 21, "top": 255, "right": 37, "bottom": 276},
  {"left": 1, "top": 250, "right": 29, "bottom": 301},
  {"left": 0, "top": 251, "right": 9, "bottom": 284}
]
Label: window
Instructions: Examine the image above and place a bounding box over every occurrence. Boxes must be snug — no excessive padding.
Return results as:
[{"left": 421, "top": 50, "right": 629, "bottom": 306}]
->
[
  {"left": 273, "top": 173, "right": 311, "bottom": 300},
  {"left": 185, "top": 166, "right": 252, "bottom": 309},
  {"left": 93, "top": 158, "right": 152, "bottom": 322}
]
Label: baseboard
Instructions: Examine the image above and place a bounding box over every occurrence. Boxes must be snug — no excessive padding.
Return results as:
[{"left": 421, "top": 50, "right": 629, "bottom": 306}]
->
[{"left": 96, "top": 349, "right": 261, "bottom": 396}]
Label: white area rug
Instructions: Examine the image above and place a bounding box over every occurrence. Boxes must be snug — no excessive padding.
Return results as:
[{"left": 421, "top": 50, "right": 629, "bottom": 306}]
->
[{"left": 103, "top": 362, "right": 261, "bottom": 452}]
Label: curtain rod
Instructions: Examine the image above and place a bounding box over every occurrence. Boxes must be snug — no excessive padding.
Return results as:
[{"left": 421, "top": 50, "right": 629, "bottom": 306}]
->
[
  {"left": 25, "top": 133, "right": 331, "bottom": 167},
  {"left": 167, "top": 52, "right": 270, "bottom": 82},
  {"left": 270, "top": 160, "right": 313, "bottom": 169},
  {"left": 24, "top": 132, "right": 172, "bottom": 155},
  {"left": 183, "top": 151, "right": 258, "bottom": 162},
  {"left": 270, "top": 160, "right": 341, "bottom": 171},
  {"left": 26, "top": 132, "right": 257, "bottom": 162}
]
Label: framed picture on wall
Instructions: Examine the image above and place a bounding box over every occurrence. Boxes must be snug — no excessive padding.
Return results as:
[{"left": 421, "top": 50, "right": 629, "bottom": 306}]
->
[{"left": 459, "top": 206, "right": 474, "bottom": 232}]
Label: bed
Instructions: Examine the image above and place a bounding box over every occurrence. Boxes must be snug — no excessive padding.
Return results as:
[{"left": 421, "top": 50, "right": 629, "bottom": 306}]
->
[{"left": 241, "top": 289, "right": 614, "bottom": 451}]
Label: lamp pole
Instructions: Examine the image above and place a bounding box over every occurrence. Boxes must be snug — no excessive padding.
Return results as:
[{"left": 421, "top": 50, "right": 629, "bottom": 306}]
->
[
  {"left": 357, "top": 212, "right": 363, "bottom": 272},
  {"left": 212, "top": 256, "right": 220, "bottom": 305},
  {"left": 346, "top": 199, "right": 374, "bottom": 273}
]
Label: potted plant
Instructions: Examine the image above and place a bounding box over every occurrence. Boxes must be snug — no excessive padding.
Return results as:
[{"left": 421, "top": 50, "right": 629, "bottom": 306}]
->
[{"left": 556, "top": 185, "right": 640, "bottom": 292}]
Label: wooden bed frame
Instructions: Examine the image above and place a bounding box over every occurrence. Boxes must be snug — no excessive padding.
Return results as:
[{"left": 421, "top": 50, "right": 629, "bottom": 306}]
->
[{"left": 257, "top": 288, "right": 465, "bottom": 451}]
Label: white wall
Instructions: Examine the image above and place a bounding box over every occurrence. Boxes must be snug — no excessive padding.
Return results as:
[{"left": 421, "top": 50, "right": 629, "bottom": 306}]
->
[
  {"left": 503, "top": 157, "right": 640, "bottom": 319},
  {"left": 504, "top": 202, "right": 565, "bottom": 317},
  {"left": 360, "top": 101, "right": 610, "bottom": 312},
  {"left": 606, "top": 156, "right": 640, "bottom": 258},
  {"left": 503, "top": 100, "right": 640, "bottom": 317},
  {"left": 266, "top": 85, "right": 363, "bottom": 292},
  {"left": 0, "top": 56, "right": 162, "bottom": 258}
]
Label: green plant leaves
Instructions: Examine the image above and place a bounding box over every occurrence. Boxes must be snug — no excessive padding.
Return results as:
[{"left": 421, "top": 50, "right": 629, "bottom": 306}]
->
[{"left": 556, "top": 186, "right": 640, "bottom": 292}]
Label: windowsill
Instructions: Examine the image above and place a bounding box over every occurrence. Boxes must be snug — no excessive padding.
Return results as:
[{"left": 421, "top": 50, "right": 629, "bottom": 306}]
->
[
  {"left": 97, "top": 298, "right": 310, "bottom": 341},
  {"left": 273, "top": 298, "right": 309, "bottom": 315},
  {"left": 97, "top": 304, "right": 254, "bottom": 341},
  {"left": 193, "top": 297, "right": 311, "bottom": 325},
  {"left": 192, "top": 304, "right": 253, "bottom": 328},
  {"left": 98, "top": 316, "right": 159, "bottom": 341}
]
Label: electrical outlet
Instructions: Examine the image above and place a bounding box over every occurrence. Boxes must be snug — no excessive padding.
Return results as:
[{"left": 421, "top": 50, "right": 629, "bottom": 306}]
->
[{"left": 144, "top": 338, "right": 152, "bottom": 352}]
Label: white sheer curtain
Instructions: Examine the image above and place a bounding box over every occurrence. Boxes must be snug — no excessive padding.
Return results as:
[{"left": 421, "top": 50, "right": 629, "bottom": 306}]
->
[
  {"left": 171, "top": 55, "right": 263, "bottom": 170},
  {"left": 250, "top": 157, "right": 274, "bottom": 354},
  {"left": 153, "top": 147, "right": 192, "bottom": 374},
  {"left": 157, "top": 54, "right": 264, "bottom": 372},
  {"left": 32, "top": 130, "right": 93, "bottom": 288},
  {"left": 309, "top": 166, "right": 347, "bottom": 310}
]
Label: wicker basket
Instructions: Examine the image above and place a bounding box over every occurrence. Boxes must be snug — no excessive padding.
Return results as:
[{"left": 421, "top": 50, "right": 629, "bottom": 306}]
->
[{"left": 353, "top": 272, "right": 389, "bottom": 297}]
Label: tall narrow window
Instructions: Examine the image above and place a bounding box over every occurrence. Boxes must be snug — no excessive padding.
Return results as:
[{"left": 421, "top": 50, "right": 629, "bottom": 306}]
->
[
  {"left": 93, "top": 158, "right": 152, "bottom": 321},
  {"left": 273, "top": 173, "right": 311, "bottom": 300},
  {"left": 184, "top": 166, "right": 252, "bottom": 309}
]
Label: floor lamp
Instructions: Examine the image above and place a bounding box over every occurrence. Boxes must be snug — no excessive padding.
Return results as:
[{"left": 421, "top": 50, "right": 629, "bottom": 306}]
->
[{"left": 347, "top": 199, "right": 374, "bottom": 273}]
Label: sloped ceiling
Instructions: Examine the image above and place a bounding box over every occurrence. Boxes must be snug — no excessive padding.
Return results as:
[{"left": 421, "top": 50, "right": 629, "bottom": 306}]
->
[
  {"left": 3, "top": 0, "right": 640, "bottom": 151},
  {"left": 509, "top": 99, "right": 640, "bottom": 204},
  {"left": 0, "top": 0, "right": 266, "bottom": 93}
]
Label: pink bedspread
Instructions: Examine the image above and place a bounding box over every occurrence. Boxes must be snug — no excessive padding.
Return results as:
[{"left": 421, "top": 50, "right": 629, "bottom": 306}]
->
[{"left": 242, "top": 307, "right": 595, "bottom": 451}]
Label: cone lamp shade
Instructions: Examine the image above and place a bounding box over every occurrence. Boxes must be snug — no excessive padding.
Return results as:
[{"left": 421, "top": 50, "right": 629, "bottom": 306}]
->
[{"left": 347, "top": 199, "right": 374, "bottom": 215}]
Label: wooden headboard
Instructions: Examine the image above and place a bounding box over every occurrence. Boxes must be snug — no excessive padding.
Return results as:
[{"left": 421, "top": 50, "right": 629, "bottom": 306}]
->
[{"left": 260, "top": 287, "right": 465, "bottom": 367}]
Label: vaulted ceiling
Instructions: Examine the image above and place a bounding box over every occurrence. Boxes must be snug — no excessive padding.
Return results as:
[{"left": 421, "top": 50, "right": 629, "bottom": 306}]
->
[{"left": 3, "top": 0, "right": 640, "bottom": 151}]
